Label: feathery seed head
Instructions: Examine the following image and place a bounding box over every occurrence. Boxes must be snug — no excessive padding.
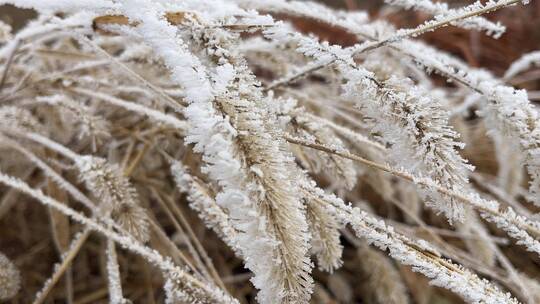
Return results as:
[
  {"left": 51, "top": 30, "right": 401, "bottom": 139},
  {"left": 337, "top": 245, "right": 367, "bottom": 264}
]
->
[
  {"left": 76, "top": 156, "right": 150, "bottom": 242},
  {"left": 0, "top": 106, "right": 41, "bottom": 133},
  {"left": 0, "top": 252, "right": 21, "bottom": 300}
]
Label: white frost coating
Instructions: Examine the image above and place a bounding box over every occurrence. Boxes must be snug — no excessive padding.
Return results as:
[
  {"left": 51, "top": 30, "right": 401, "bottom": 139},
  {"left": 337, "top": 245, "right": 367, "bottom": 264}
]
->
[
  {"left": 0, "top": 172, "right": 237, "bottom": 304},
  {"left": 14, "top": 132, "right": 151, "bottom": 242},
  {"left": 344, "top": 74, "right": 474, "bottom": 222},
  {"left": 0, "top": 0, "right": 117, "bottom": 12},
  {"left": 256, "top": 0, "right": 526, "bottom": 88},
  {"left": 384, "top": 0, "right": 506, "bottom": 38},
  {"left": 117, "top": 2, "right": 213, "bottom": 104},
  {"left": 303, "top": 182, "right": 519, "bottom": 304},
  {"left": 170, "top": 161, "right": 241, "bottom": 257},
  {"left": 115, "top": 2, "right": 312, "bottom": 303},
  {"left": 70, "top": 88, "right": 187, "bottom": 132},
  {"left": 235, "top": 0, "right": 369, "bottom": 31},
  {"left": 504, "top": 50, "right": 540, "bottom": 79},
  {"left": 106, "top": 240, "right": 129, "bottom": 304},
  {"left": 0, "top": 12, "right": 95, "bottom": 59},
  {"left": 387, "top": 37, "right": 540, "bottom": 208},
  {"left": 390, "top": 0, "right": 520, "bottom": 41},
  {"left": 412, "top": 176, "right": 540, "bottom": 255},
  {"left": 33, "top": 230, "right": 89, "bottom": 303},
  {"left": 0, "top": 137, "right": 96, "bottom": 211},
  {"left": 266, "top": 24, "right": 472, "bottom": 222}
]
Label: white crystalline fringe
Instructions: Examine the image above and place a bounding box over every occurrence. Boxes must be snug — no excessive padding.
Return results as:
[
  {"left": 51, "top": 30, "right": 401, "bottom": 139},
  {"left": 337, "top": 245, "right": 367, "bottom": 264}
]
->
[
  {"left": 265, "top": 16, "right": 539, "bottom": 231},
  {"left": 343, "top": 74, "right": 473, "bottom": 222},
  {"left": 390, "top": 0, "right": 521, "bottom": 41},
  {"left": 394, "top": 38, "right": 540, "bottom": 207},
  {"left": 114, "top": 2, "right": 312, "bottom": 303},
  {"left": 234, "top": 0, "right": 369, "bottom": 32},
  {"left": 305, "top": 195, "right": 344, "bottom": 273},
  {"left": 412, "top": 175, "right": 540, "bottom": 255},
  {"left": 384, "top": 0, "right": 506, "bottom": 38},
  {"left": 209, "top": 43, "right": 313, "bottom": 304},
  {"left": 504, "top": 50, "right": 540, "bottom": 79},
  {"left": 265, "top": 24, "right": 472, "bottom": 222},
  {"left": 170, "top": 161, "right": 240, "bottom": 256},
  {"left": 304, "top": 182, "right": 520, "bottom": 304}
]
